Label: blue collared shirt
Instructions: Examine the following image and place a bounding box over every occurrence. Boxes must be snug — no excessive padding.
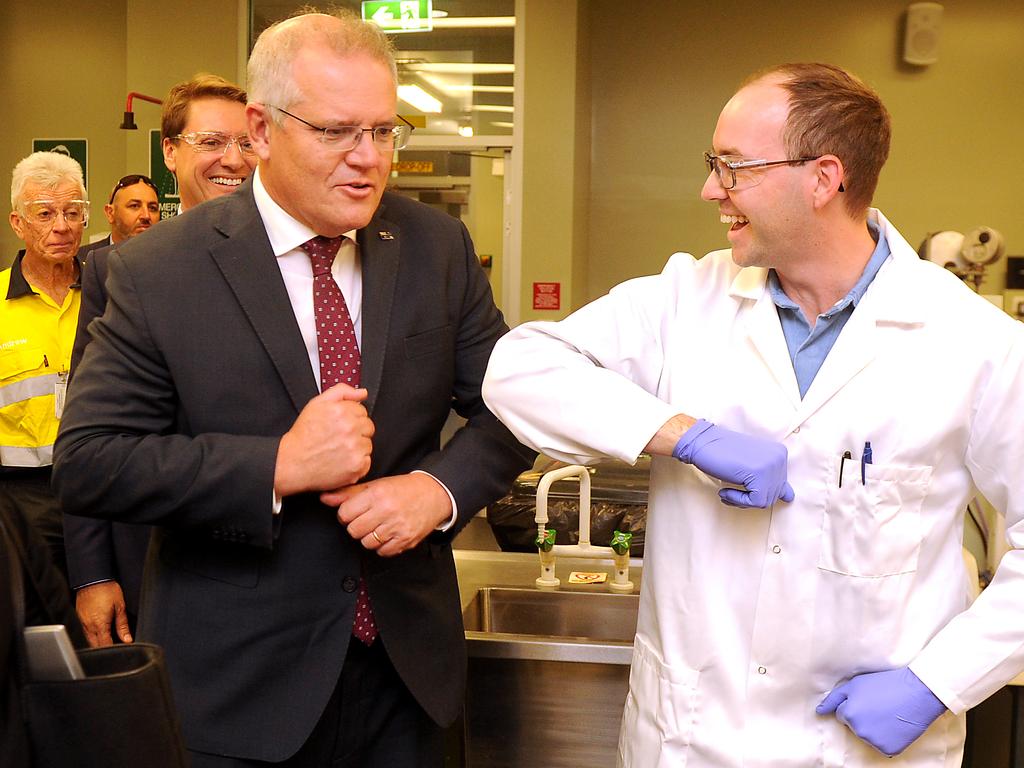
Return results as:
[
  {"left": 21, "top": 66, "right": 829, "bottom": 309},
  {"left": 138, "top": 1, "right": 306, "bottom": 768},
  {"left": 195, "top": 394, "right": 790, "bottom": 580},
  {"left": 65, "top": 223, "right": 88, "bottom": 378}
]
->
[{"left": 768, "top": 224, "right": 890, "bottom": 398}]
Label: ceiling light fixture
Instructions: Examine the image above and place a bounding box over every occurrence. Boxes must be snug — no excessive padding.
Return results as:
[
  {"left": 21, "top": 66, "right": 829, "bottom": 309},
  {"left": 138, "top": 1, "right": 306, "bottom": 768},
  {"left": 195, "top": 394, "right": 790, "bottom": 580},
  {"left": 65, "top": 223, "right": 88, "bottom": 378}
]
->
[
  {"left": 430, "top": 16, "right": 515, "bottom": 28},
  {"left": 446, "top": 85, "right": 515, "bottom": 94},
  {"left": 397, "top": 84, "right": 443, "bottom": 114},
  {"left": 403, "top": 63, "right": 515, "bottom": 75}
]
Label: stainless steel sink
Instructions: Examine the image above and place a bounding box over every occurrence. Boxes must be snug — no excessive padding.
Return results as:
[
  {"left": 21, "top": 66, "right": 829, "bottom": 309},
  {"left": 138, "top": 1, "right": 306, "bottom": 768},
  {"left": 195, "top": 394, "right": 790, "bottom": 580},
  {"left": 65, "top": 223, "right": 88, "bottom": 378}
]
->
[
  {"left": 463, "top": 587, "right": 638, "bottom": 642},
  {"left": 460, "top": 585, "right": 639, "bottom": 767}
]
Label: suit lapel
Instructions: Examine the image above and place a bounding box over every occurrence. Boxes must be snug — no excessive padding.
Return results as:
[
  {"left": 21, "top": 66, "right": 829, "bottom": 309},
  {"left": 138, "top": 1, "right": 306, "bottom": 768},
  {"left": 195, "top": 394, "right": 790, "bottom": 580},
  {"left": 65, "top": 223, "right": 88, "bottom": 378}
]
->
[
  {"left": 208, "top": 186, "right": 318, "bottom": 413},
  {"left": 357, "top": 207, "right": 401, "bottom": 416}
]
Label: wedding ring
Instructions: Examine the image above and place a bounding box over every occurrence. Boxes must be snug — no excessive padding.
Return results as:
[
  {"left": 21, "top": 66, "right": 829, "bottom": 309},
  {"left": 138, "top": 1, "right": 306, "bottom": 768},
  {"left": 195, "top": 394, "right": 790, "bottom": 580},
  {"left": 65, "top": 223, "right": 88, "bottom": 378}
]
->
[{"left": 371, "top": 529, "right": 384, "bottom": 545}]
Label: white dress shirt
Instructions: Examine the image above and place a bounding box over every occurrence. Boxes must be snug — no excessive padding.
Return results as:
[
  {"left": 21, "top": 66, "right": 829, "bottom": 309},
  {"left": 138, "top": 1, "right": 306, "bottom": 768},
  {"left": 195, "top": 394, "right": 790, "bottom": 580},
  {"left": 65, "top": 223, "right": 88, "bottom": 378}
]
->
[{"left": 253, "top": 169, "right": 456, "bottom": 527}]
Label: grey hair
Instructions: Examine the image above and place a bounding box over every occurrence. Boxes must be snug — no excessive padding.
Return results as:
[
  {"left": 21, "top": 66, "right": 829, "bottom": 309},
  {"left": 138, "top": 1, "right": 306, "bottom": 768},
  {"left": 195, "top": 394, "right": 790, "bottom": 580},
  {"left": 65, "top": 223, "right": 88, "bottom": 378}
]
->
[
  {"left": 11, "top": 151, "right": 87, "bottom": 210},
  {"left": 248, "top": 8, "right": 397, "bottom": 126}
]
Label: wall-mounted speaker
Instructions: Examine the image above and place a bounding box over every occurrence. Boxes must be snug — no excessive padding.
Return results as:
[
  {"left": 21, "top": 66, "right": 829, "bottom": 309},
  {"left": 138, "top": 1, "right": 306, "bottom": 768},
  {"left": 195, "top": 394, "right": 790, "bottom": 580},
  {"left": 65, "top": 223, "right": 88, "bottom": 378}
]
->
[{"left": 903, "top": 2, "right": 943, "bottom": 66}]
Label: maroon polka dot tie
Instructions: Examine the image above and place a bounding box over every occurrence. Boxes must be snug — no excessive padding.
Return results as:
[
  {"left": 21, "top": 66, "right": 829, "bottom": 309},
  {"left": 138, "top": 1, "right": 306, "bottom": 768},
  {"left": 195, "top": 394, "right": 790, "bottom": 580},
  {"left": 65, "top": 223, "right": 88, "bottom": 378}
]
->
[{"left": 300, "top": 235, "right": 378, "bottom": 646}]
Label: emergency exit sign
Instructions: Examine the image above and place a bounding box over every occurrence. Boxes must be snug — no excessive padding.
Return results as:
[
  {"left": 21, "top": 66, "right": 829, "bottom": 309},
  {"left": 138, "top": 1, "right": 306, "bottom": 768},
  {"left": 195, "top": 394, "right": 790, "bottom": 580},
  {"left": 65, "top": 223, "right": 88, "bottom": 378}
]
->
[{"left": 362, "top": 1, "right": 433, "bottom": 33}]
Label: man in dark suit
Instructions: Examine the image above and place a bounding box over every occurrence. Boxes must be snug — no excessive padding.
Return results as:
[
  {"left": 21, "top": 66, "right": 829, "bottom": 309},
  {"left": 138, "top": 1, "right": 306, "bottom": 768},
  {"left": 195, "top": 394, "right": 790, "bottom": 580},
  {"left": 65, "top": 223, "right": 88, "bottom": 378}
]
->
[
  {"left": 53, "top": 9, "right": 532, "bottom": 768},
  {"left": 63, "top": 76, "right": 255, "bottom": 649}
]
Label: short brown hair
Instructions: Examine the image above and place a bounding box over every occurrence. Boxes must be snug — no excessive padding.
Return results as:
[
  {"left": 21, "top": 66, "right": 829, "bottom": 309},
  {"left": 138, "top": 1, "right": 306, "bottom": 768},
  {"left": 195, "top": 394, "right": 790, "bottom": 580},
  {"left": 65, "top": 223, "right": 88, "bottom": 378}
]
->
[
  {"left": 746, "top": 63, "right": 891, "bottom": 218},
  {"left": 160, "top": 73, "right": 248, "bottom": 141}
]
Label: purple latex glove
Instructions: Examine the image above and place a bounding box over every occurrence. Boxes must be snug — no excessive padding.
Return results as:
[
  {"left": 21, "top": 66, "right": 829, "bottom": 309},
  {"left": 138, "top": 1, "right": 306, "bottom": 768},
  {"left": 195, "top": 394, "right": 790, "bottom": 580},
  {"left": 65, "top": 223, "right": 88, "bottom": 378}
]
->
[
  {"left": 816, "top": 667, "right": 947, "bottom": 757},
  {"left": 672, "top": 419, "right": 795, "bottom": 508}
]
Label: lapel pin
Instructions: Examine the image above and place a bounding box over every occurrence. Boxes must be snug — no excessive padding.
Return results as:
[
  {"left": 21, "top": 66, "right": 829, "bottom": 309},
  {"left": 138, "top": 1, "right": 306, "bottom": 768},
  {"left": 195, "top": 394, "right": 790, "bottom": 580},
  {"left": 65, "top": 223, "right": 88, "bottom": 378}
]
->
[{"left": 378, "top": 230, "right": 394, "bottom": 240}]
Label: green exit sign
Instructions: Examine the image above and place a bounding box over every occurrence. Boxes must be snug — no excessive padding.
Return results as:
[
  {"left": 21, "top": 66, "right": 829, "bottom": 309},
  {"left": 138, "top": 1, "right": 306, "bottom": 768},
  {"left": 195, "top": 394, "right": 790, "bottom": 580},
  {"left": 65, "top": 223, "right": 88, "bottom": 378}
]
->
[{"left": 362, "top": 0, "right": 433, "bottom": 33}]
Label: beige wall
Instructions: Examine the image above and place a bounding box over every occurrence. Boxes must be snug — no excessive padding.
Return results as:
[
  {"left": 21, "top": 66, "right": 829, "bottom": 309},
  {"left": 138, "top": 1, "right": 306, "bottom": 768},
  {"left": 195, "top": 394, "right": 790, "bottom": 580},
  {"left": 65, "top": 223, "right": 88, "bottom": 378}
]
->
[
  {"left": 6, "top": 0, "right": 1023, "bottom": 311},
  {"left": 583, "top": 0, "right": 1024, "bottom": 303},
  {"left": 2, "top": 0, "right": 242, "bottom": 266},
  {"left": 515, "top": 0, "right": 590, "bottom": 323},
  {"left": 2, "top": 0, "right": 127, "bottom": 264}
]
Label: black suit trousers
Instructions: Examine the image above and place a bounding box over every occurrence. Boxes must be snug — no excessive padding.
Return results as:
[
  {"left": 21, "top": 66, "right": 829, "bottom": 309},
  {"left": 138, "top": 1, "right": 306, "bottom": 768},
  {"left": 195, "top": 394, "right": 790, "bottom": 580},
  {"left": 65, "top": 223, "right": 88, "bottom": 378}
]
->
[{"left": 188, "top": 639, "right": 443, "bottom": 768}]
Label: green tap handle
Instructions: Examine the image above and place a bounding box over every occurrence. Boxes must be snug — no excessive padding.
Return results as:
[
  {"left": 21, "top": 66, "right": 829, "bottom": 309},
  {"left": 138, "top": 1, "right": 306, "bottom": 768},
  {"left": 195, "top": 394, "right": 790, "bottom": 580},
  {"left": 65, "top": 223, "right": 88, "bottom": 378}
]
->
[
  {"left": 610, "top": 530, "right": 632, "bottom": 556},
  {"left": 535, "top": 528, "right": 556, "bottom": 552}
]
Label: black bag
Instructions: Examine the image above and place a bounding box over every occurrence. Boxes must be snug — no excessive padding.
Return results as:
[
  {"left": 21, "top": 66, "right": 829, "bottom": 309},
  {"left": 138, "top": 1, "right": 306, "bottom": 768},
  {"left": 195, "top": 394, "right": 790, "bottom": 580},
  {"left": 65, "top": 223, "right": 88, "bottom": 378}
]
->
[{"left": 2, "top": 514, "right": 188, "bottom": 768}]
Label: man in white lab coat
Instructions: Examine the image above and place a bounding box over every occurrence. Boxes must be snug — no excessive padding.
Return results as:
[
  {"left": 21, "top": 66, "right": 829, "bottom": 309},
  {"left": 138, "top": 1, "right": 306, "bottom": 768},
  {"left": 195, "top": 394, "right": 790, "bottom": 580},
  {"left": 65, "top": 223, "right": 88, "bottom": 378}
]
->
[{"left": 483, "top": 63, "right": 1024, "bottom": 767}]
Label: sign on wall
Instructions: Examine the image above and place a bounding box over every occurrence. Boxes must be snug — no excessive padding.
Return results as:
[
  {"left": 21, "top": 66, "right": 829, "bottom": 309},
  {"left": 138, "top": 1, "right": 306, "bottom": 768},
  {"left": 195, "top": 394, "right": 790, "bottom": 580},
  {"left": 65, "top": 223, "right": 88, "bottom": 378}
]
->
[
  {"left": 149, "top": 129, "right": 179, "bottom": 221},
  {"left": 532, "top": 282, "right": 561, "bottom": 311},
  {"left": 362, "top": 0, "right": 433, "bottom": 33},
  {"left": 32, "top": 139, "right": 88, "bottom": 190}
]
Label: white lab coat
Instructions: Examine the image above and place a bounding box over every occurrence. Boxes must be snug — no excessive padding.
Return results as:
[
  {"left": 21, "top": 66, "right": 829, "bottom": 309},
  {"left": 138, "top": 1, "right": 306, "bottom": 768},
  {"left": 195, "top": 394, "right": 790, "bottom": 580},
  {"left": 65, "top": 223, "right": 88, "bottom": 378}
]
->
[{"left": 483, "top": 210, "right": 1024, "bottom": 767}]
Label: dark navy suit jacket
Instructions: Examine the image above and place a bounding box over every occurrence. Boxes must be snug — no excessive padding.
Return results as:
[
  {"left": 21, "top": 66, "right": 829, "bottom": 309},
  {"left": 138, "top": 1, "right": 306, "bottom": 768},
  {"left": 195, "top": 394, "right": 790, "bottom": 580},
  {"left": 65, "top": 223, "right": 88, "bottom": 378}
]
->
[{"left": 53, "top": 182, "right": 533, "bottom": 761}]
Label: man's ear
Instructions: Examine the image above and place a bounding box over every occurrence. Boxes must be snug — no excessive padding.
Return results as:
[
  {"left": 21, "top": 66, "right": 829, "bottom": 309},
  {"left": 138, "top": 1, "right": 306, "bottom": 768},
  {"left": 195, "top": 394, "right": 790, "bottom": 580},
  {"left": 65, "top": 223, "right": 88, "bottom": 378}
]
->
[
  {"left": 9, "top": 210, "right": 25, "bottom": 240},
  {"left": 247, "top": 103, "right": 273, "bottom": 162},
  {"left": 811, "top": 154, "right": 845, "bottom": 210},
  {"left": 162, "top": 137, "right": 177, "bottom": 175},
  {"left": 103, "top": 204, "right": 117, "bottom": 226}
]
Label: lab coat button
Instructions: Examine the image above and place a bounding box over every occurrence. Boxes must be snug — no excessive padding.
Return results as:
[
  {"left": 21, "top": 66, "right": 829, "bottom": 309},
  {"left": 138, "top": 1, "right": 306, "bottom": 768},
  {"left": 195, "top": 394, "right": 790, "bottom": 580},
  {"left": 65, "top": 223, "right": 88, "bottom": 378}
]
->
[
  {"left": 758, "top": 666, "right": 767, "bottom": 675},
  {"left": 772, "top": 545, "right": 782, "bottom": 554}
]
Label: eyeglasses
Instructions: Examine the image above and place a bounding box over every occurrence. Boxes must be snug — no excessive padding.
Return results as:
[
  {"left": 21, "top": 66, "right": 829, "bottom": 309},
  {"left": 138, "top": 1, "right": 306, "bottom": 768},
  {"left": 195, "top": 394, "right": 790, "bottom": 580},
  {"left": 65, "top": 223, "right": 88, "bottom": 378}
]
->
[
  {"left": 173, "top": 132, "right": 256, "bottom": 156},
  {"left": 704, "top": 151, "right": 820, "bottom": 191},
  {"left": 20, "top": 200, "right": 90, "bottom": 228},
  {"left": 109, "top": 173, "right": 158, "bottom": 203},
  {"left": 270, "top": 106, "right": 414, "bottom": 152}
]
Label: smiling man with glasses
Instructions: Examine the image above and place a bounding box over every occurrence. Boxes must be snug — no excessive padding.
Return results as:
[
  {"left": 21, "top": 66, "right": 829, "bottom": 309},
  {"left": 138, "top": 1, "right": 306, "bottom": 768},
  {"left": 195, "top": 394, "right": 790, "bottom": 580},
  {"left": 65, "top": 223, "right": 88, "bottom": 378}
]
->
[
  {"left": 161, "top": 73, "right": 257, "bottom": 211},
  {"left": 62, "top": 74, "right": 258, "bottom": 654},
  {"left": 2, "top": 150, "right": 89, "bottom": 583},
  {"left": 485, "top": 63, "right": 1024, "bottom": 766},
  {"left": 54, "top": 8, "right": 532, "bottom": 768}
]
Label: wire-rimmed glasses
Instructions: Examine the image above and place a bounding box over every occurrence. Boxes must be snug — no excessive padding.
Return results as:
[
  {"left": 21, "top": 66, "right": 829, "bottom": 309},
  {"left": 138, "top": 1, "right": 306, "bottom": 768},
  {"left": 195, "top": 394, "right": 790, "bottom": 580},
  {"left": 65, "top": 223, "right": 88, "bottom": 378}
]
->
[{"left": 270, "top": 106, "right": 415, "bottom": 152}]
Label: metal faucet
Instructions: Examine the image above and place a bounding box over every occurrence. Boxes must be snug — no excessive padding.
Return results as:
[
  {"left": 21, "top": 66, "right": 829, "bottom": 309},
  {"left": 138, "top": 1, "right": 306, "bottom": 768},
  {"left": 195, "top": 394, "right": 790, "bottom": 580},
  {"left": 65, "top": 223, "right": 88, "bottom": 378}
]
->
[{"left": 534, "top": 465, "right": 634, "bottom": 593}]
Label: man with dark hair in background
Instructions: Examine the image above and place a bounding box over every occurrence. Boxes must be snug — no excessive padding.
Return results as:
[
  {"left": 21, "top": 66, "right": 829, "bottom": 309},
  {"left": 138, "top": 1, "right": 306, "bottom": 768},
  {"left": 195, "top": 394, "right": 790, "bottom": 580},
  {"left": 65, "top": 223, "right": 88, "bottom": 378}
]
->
[{"left": 78, "top": 173, "right": 161, "bottom": 258}]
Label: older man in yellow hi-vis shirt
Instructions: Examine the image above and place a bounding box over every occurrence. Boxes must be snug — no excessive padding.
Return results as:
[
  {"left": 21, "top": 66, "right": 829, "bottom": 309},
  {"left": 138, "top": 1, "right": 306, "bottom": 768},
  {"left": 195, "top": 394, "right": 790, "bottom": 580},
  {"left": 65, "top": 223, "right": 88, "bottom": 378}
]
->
[{"left": 3, "top": 151, "right": 87, "bottom": 580}]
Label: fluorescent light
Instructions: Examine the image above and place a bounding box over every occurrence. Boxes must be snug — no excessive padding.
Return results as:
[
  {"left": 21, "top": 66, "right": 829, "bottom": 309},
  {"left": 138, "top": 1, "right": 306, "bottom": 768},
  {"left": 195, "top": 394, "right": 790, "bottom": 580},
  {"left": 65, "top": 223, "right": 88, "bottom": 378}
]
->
[
  {"left": 445, "top": 85, "right": 514, "bottom": 94},
  {"left": 398, "top": 84, "right": 443, "bottom": 113},
  {"left": 471, "top": 105, "right": 515, "bottom": 114},
  {"left": 403, "top": 63, "right": 515, "bottom": 75},
  {"left": 430, "top": 16, "right": 515, "bottom": 28},
  {"left": 458, "top": 126, "right": 474, "bottom": 137}
]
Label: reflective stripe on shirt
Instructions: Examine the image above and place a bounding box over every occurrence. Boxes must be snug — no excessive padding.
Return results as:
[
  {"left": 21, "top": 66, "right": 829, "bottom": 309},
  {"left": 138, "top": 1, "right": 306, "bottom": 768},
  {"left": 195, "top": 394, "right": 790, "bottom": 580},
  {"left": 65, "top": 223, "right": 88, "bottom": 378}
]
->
[
  {"left": 0, "top": 442, "right": 54, "bottom": 467},
  {"left": 0, "top": 372, "right": 60, "bottom": 408}
]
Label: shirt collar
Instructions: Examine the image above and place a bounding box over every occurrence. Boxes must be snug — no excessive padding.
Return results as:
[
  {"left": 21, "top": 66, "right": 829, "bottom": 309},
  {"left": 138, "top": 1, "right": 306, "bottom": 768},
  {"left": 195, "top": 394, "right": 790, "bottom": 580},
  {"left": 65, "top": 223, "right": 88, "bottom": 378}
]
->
[
  {"left": 768, "top": 220, "right": 891, "bottom": 316},
  {"left": 6, "top": 250, "right": 82, "bottom": 300},
  {"left": 252, "top": 167, "right": 355, "bottom": 256}
]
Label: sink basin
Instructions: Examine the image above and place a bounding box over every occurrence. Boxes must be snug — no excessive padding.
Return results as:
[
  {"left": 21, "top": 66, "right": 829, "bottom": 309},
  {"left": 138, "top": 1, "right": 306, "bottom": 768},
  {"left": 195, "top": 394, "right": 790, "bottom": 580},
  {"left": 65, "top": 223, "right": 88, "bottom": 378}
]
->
[
  {"left": 462, "top": 587, "right": 638, "bottom": 642},
  {"left": 460, "top": 586, "right": 639, "bottom": 768},
  {"left": 453, "top": 554, "right": 644, "bottom": 768}
]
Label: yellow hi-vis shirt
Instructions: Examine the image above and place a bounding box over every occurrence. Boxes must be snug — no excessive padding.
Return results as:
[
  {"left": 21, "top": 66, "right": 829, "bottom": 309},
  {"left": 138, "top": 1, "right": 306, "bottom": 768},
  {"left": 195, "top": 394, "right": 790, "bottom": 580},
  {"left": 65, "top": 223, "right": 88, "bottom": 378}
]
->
[{"left": 0, "top": 252, "right": 81, "bottom": 468}]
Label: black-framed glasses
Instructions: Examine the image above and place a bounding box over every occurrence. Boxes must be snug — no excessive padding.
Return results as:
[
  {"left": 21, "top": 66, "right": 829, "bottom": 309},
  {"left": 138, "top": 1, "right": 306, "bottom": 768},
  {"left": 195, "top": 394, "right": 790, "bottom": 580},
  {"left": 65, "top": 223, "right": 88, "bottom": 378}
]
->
[
  {"left": 173, "top": 132, "right": 256, "bottom": 156},
  {"left": 270, "top": 106, "right": 414, "bottom": 152},
  {"left": 704, "top": 151, "right": 821, "bottom": 191},
  {"left": 109, "top": 173, "right": 158, "bottom": 204}
]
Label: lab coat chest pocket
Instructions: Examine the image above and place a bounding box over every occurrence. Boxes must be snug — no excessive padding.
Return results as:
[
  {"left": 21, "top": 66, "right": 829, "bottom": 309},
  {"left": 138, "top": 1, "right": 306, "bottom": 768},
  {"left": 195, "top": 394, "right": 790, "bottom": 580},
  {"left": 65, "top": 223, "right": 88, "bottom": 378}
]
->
[
  {"left": 819, "top": 461, "right": 932, "bottom": 578},
  {"left": 619, "top": 635, "right": 699, "bottom": 768}
]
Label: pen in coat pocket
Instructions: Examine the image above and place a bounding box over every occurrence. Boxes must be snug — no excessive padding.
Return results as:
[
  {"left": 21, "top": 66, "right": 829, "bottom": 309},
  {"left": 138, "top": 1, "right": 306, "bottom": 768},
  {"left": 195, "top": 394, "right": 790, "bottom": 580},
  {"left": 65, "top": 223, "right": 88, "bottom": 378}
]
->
[
  {"left": 838, "top": 450, "right": 852, "bottom": 488},
  {"left": 861, "top": 441, "right": 872, "bottom": 485}
]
